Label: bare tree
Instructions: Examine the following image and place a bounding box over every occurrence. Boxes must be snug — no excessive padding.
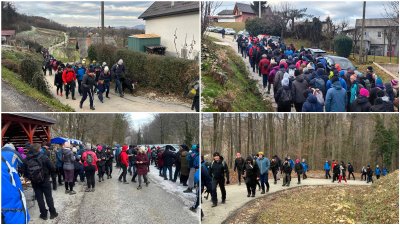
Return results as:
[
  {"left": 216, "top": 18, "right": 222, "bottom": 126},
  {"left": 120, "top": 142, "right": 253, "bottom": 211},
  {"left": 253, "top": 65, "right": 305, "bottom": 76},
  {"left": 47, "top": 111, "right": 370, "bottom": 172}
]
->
[{"left": 201, "top": 1, "right": 223, "bottom": 37}]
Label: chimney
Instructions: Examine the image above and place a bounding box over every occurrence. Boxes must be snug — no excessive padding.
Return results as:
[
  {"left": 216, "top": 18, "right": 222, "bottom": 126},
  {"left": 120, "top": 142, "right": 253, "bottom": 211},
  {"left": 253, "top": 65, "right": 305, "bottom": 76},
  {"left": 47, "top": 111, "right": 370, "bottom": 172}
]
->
[{"left": 171, "top": 1, "right": 174, "bottom": 7}]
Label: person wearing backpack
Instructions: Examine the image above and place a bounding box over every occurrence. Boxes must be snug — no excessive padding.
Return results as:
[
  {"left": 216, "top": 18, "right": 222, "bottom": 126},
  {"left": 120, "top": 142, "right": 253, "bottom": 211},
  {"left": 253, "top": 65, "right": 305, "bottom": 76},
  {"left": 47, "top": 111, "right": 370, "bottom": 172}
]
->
[
  {"left": 96, "top": 145, "right": 106, "bottom": 182},
  {"left": 275, "top": 77, "right": 293, "bottom": 112},
  {"left": 350, "top": 88, "right": 371, "bottom": 112},
  {"left": 324, "top": 160, "right": 331, "bottom": 179},
  {"left": 259, "top": 54, "right": 271, "bottom": 93},
  {"left": 118, "top": 145, "right": 129, "bottom": 184},
  {"left": 62, "top": 64, "right": 77, "bottom": 100},
  {"left": 82, "top": 144, "right": 98, "bottom": 192},
  {"left": 61, "top": 142, "right": 76, "bottom": 195},
  {"left": 180, "top": 148, "right": 190, "bottom": 186},
  {"left": 282, "top": 158, "right": 292, "bottom": 187},
  {"left": 325, "top": 76, "right": 347, "bottom": 112},
  {"left": 24, "top": 143, "right": 58, "bottom": 220},
  {"left": 249, "top": 44, "right": 258, "bottom": 73},
  {"left": 292, "top": 69, "right": 308, "bottom": 112},
  {"left": 294, "top": 159, "right": 303, "bottom": 184},
  {"left": 244, "top": 156, "right": 260, "bottom": 197},
  {"left": 375, "top": 165, "right": 381, "bottom": 179},
  {"left": 209, "top": 152, "right": 229, "bottom": 207},
  {"left": 162, "top": 146, "right": 175, "bottom": 181},
  {"left": 302, "top": 89, "right": 323, "bottom": 112}
]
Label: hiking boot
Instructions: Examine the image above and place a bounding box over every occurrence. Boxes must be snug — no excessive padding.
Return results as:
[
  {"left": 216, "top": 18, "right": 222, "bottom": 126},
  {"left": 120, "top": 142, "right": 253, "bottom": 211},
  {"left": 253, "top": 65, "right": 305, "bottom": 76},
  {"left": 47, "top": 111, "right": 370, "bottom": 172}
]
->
[
  {"left": 282, "top": 183, "right": 286, "bottom": 187},
  {"left": 137, "top": 185, "right": 142, "bottom": 190},
  {"left": 118, "top": 179, "right": 122, "bottom": 182},
  {"left": 66, "top": 96, "right": 69, "bottom": 99},
  {"left": 238, "top": 182, "right": 241, "bottom": 186},
  {"left": 297, "top": 182, "right": 300, "bottom": 185},
  {"left": 90, "top": 106, "right": 95, "bottom": 110},
  {"left": 145, "top": 181, "right": 150, "bottom": 187},
  {"left": 79, "top": 103, "right": 83, "bottom": 109},
  {"left": 211, "top": 203, "right": 217, "bottom": 207},
  {"left": 39, "top": 214, "right": 48, "bottom": 220},
  {"left": 99, "top": 179, "right": 101, "bottom": 182},
  {"left": 183, "top": 184, "right": 188, "bottom": 186},
  {"left": 221, "top": 199, "right": 226, "bottom": 204},
  {"left": 65, "top": 190, "right": 70, "bottom": 194},
  {"left": 247, "top": 194, "right": 250, "bottom": 197},
  {"left": 69, "top": 190, "right": 76, "bottom": 195},
  {"left": 110, "top": 175, "right": 112, "bottom": 178},
  {"left": 274, "top": 181, "right": 277, "bottom": 184},
  {"left": 183, "top": 188, "right": 192, "bottom": 193},
  {"left": 91, "top": 188, "right": 95, "bottom": 192},
  {"left": 106, "top": 96, "right": 110, "bottom": 99},
  {"left": 261, "top": 190, "right": 265, "bottom": 194},
  {"left": 251, "top": 194, "right": 255, "bottom": 197},
  {"left": 50, "top": 212, "right": 58, "bottom": 219},
  {"left": 286, "top": 182, "right": 290, "bottom": 186},
  {"left": 85, "top": 188, "right": 91, "bottom": 192},
  {"left": 164, "top": 178, "right": 168, "bottom": 180},
  {"left": 120, "top": 94, "right": 124, "bottom": 98},
  {"left": 72, "top": 97, "right": 76, "bottom": 100},
  {"left": 131, "top": 179, "right": 137, "bottom": 183}
]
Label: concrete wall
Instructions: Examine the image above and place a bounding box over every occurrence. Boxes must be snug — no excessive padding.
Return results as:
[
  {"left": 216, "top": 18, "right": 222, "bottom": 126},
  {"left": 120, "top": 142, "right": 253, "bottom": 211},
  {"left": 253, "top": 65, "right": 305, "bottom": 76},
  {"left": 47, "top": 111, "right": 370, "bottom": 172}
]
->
[{"left": 145, "top": 12, "right": 199, "bottom": 59}]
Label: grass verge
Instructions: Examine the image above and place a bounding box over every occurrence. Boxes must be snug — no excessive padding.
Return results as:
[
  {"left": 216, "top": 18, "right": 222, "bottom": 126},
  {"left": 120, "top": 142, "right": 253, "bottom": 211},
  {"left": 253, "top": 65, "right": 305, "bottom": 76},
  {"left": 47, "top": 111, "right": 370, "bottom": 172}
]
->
[
  {"left": 212, "top": 22, "right": 245, "bottom": 32},
  {"left": 2, "top": 67, "right": 74, "bottom": 112}
]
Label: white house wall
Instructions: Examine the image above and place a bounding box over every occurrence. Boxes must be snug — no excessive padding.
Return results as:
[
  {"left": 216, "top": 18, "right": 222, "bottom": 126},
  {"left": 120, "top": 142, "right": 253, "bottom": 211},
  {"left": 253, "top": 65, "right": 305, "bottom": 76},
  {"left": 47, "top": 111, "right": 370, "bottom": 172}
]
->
[
  {"left": 145, "top": 13, "right": 200, "bottom": 59},
  {"left": 218, "top": 18, "right": 236, "bottom": 22}
]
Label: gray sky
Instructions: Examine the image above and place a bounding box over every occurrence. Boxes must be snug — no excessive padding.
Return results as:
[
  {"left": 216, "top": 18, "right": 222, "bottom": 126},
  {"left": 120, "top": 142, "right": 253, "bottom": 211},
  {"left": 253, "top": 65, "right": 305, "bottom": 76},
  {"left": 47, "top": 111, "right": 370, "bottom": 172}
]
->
[
  {"left": 217, "top": 1, "right": 394, "bottom": 26},
  {"left": 14, "top": 1, "right": 153, "bottom": 27},
  {"left": 128, "top": 113, "right": 155, "bottom": 130}
]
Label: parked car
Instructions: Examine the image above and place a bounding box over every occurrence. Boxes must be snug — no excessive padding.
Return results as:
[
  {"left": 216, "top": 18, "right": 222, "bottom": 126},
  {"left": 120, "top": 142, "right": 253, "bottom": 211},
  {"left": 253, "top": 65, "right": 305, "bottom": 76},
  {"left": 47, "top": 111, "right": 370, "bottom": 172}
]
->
[
  {"left": 224, "top": 28, "right": 236, "bottom": 35},
  {"left": 324, "top": 55, "right": 362, "bottom": 75},
  {"left": 206, "top": 26, "right": 216, "bottom": 32},
  {"left": 238, "top": 30, "right": 249, "bottom": 37},
  {"left": 305, "top": 48, "right": 327, "bottom": 57},
  {"left": 213, "top": 27, "right": 224, "bottom": 33}
]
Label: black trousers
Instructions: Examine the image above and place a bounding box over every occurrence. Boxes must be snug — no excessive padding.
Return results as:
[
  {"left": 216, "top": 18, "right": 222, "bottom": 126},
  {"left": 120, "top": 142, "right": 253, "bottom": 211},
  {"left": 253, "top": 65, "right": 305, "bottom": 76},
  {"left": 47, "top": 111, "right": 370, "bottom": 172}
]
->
[
  {"left": 192, "top": 96, "right": 199, "bottom": 112},
  {"left": 237, "top": 169, "right": 243, "bottom": 184},
  {"left": 173, "top": 166, "right": 181, "bottom": 181},
  {"left": 85, "top": 166, "right": 96, "bottom": 188},
  {"left": 348, "top": 172, "right": 355, "bottom": 180},
  {"left": 211, "top": 178, "right": 226, "bottom": 204},
  {"left": 245, "top": 178, "right": 256, "bottom": 195},
  {"left": 180, "top": 174, "right": 189, "bottom": 185},
  {"left": 64, "top": 81, "right": 75, "bottom": 98},
  {"left": 32, "top": 181, "right": 56, "bottom": 217},
  {"left": 77, "top": 80, "right": 82, "bottom": 95},
  {"left": 297, "top": 173, "right": 301, "bottom": 183},
  {"left": 333, "top": 173, "right": 339, "bottom": 182},
  {"left": 105, "top": 162, "right": 113, "bottom": 176},
  {"left": 325, "top": 169, "right": 331, "bottom": 179},
  {"left": 51, "top": 173, "right": 57, "bottom": 190},
  {"left": 294, "top": 102, "right": 303, "bottom": 112},
  {"left": 272, "top": 170, "right": 278, "bottom": 182},
  {"left": 361, "top": 173, "right": 367, "bottom": 181},
  {"left": 97, "top": 164, "right": 105, "bottom": 179},
  {"left": 119, "top": 164, "right": 127, "bottom": 182},
  {"left": 56, "top": 167, "right": 64, "bottom": 184},
  {"left": 80, "top": 88, "right": 94, "bottom": 107}
]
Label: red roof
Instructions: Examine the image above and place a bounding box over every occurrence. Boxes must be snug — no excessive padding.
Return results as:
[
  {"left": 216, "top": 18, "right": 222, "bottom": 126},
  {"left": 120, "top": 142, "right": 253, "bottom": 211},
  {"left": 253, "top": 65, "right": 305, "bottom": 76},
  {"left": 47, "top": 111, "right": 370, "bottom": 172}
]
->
[{"left": 2, "top": 30, "right": 16, "bottom": 36}]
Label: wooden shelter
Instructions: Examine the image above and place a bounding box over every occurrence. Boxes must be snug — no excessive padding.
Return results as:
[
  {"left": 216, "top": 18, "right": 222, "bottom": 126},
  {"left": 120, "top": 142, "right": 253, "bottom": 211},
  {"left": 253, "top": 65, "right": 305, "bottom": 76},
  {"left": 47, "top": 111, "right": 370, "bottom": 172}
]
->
[{"left": 2, "top": 114, "right": 56, "bottom": 147}]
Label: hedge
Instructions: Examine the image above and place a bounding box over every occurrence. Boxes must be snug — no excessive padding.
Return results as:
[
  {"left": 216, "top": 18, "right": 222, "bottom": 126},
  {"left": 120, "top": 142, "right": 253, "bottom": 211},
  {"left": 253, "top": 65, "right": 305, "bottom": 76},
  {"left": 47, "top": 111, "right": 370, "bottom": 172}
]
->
[
  {"left": 91, "top": 44, "right": 199, "bottom": 95},
  {"left": 334, "top": 35, "right": 353, "bottom": 58}
]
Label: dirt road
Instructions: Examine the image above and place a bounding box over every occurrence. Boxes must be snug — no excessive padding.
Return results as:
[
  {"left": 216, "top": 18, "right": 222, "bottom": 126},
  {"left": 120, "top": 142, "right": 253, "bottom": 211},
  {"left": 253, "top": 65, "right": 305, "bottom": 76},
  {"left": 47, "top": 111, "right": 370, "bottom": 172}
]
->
[{"left": 202, "top": 177, "right": 370, "bottom": 224}]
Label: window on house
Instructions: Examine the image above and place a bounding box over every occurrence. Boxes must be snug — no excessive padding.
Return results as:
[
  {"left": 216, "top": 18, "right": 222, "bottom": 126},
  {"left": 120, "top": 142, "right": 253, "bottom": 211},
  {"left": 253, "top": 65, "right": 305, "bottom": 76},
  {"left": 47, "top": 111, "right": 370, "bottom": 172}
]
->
[{"left": 378, "top": 32, "right": 382, "bottom": 38}]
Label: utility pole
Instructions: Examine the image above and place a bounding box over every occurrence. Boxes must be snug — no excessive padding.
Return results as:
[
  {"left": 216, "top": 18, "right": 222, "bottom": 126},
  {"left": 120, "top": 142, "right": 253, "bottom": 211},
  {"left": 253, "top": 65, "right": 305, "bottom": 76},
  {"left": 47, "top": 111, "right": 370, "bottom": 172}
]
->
[
  {"left": 259, "top": 2, "right": 261, "bottom": 18},
  {"left": 359, "top": 1, "right": 366, "bottom": 64},
  {"left": 101, "top": 1, "right": 105, "bottom": 46}
]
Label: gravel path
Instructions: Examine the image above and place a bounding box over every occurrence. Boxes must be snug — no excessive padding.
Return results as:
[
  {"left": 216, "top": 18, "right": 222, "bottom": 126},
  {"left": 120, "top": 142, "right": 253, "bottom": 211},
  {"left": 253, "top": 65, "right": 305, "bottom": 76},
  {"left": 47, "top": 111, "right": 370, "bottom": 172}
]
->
[
  {"left": 202, "top": 177, "right": 370, "bottom": 224},
  {"left": 1, "top": 80, "right": 53, "bottom": 112}
]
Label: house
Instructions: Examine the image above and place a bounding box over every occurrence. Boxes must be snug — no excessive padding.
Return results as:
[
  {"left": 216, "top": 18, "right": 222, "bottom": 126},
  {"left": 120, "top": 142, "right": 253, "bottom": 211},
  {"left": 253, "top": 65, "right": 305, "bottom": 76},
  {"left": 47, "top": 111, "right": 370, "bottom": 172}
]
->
[
  {"left": 139, "top": 1, "right": 199, "bottom": 59},
  {"left": 214, "top": 10, "right": 236, "bottom": 22},
  {"left": 233, "top": 3, "right": 273, "bottom": 22},
  {"left": 348, "top": 18, "right": 398, "bottom": 56},
  {"left": 1, "top": 30, "right": 15, "bottom": 45}
]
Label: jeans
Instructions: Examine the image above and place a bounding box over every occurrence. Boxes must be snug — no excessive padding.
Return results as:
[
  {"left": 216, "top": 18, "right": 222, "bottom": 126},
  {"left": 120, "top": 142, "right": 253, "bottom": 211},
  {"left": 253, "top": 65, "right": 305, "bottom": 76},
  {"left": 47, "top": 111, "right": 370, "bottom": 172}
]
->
[
  {"left": 163, "top": 165, "right": 173, "bottom": 180},
  {"left": 104, "top": 82, "right": 110, "bottom": 97},
  {"left": 115, "top": 79, "right": 123, "bottom": 96},
  {"left": 211, "top": 178, "right": 226, "bottom": 204},
  {"left": 259, "top": 173, "right": 269, "bottom": 192},
  {"left": 32, "top": 181, "right": 57, "bottom": 217},
  {"left": 325, "top": 169, "right": 331, "bottom": 179}
]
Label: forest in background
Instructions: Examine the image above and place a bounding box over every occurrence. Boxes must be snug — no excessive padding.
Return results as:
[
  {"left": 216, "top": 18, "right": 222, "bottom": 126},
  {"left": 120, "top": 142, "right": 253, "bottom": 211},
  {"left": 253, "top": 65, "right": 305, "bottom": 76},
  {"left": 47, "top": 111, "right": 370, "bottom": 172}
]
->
[
  {"left": 48, "top": 113, "right": 199, "bottom": 146},
  {"left": 201, "top": 114, "right": 399, "bottom": 172}
]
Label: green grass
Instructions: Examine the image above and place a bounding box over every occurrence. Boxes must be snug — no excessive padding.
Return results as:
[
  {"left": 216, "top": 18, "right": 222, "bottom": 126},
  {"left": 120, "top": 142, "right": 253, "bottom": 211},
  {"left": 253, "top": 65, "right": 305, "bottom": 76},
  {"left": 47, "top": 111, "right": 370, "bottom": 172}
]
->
[
  {"left": 201, "top": 37, "right": 272, "bottom": 112},
  {"left": 2, "top": 67, "right": 74, "bottom": 112},
  {"left": 350, "top": 54, "right": 399, "bottom": 64},
  {"left": 212, "top": 22, "right": 245, "bottom": 32},
  {"left": 283, "top": 37, "right": 311, "bottom": 51}
]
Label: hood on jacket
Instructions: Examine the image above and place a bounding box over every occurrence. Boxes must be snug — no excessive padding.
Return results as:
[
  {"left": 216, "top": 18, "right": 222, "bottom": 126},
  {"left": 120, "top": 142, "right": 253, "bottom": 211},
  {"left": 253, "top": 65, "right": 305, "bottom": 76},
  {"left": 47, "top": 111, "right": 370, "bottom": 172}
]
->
[
  {"left": 356, "top": 96, "right": 369, "bottom": 104},
  {"left": 295, "top": 74, "right": 304, "bottom": 82},
  {"left": 306, "top": 94, "right": 318, "bottom": 104},
  {"left": 122, "top": 145, "right": 128, "bottom": 152},
  {"left": 332, "top": 81, "right": 342, "bottom": 90}
]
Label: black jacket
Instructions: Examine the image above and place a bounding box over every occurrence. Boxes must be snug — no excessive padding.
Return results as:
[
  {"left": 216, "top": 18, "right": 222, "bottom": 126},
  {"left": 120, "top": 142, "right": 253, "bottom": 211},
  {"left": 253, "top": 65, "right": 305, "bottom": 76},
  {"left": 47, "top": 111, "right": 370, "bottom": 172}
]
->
[
  {"left": 371, "top": 98, "right": 394, "bottom": 112},
  {"left": 82, "top": 74, "right": 95, "bottom": 90},
  {"left": 294, "top": 162, "right": 303, "bottom": 174},
  {"left": 270, "top": 160, "right": 279, "bottom": 172},
  {"left": 23, "top": 151, "right": 55, "bottom": 183},
  {"left": 210, "top": 157, "right": 229, "bottom": 180},
  {"left": 162, "top": 149, "right": 175, "bottom": 167},
  {"left": 234, "top": 157, "right": 245, "bottom": 172},
  {"left": 96, "top": 150, "right": 106, "bottom": 166},
  {"left": 282, "top": 161, "right": 292, "bottom": 174},
  {"left": 348, "top": 164, "right": 354, "bottom": 173},
  {"left": 350, "top": 96, "right": 371, "bottom": 112},
  {"left": 244, "top": 161, "right": 259, "bottom": 180},
  {"left": 333, "top": 164, "right": 340, "bottom": 174}
]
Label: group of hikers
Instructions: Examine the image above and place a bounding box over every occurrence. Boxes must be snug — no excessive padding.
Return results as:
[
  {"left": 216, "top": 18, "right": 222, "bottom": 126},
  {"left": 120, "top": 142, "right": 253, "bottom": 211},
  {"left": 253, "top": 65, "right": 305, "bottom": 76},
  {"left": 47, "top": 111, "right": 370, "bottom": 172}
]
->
[
  {"left": 1, "top": 141, "right": 200, "bottom": 223},
  {"left": 42, "top": 52, "right": 129, "bottom": 110},
  {"left": 200, "top": 151, "right": 389, "bottom": 212},
  {"left": 41, "top": 49, "right": 200, "bottom": 112},
  {"left": 235, "top": 34, "right": 399, "bottom": 112}
]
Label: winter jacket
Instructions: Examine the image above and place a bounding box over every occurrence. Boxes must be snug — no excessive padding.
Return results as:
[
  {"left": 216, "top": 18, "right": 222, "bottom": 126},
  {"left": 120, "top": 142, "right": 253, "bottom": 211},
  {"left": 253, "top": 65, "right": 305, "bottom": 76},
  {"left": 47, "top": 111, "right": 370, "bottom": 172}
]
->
[
  {"left": 350, "top": 96, "right": 371, "bottom": 112},
  {"left": 273, "top": 68, "right": 286, "bottom": 93},
  {"left": 295, "top": 162, "right": 303, "bottom": 174},
  {"left": 81, "top": 74, "right": 95, "bottom": 90},
  {"left": 269, "top": 66, "right": 280, "bottom": 83},
  {"left": 244, "top": 161, "right": 260, "bottom": 181},
  {"left": 96, "top": 150, "right": 106, "bottom": 166},
  {"left": 282, "top": 162, "right": 292, "bottom": 174},
  {"left": 187, "top": 147, "right": 200, "bottom": 169},
  {"left": 2, "top": 146, "right": 30, "bottom": 224},
  {"left": 382, "top": 168, "right": 388, "bottom": 176},
  {"left": 100, "top": 71, "right": 112, "bottom": 83},
  {"left": 62, "top": 148, "right": 75, "bottom": 170},
  {"left": 256, "top": 157, "right": 270, "bottom": 175},
  {"left": 302, "top": 94, "right": 323, "bottom": 112},
  {"left": 82, "top": 150, "right": 98, "bottom": 171},
  {"left": 136, "top": 153, "right": 149, "bottom": 175},
  {"left": 119, "top": 148, "right": 129, "bottom": 167},
  {"left": 289, "top": 159, "right": 295, "bottom": 169},
  {"left": 201, "top": 165, "right": 212, "bottom": 192},
  {"left": 111, "top": 64, "right": 125, "bottom": 80},
  {"left": 333, "top": 164, "right": 340, "bottom": 175},
  {"left": 75, "top": 66, "right": 86, "bottom": 81},
  {"left": 162, "top": 149, "right": 175, "bottom": 167},
  {"left": 275, "top": 85, "right": 292, "bottom": 109},
  {"left": 62, "top": 69, "right": 76, "bottom": 83},
  {"left": 348, "top": 164, "right": 354, "bottom": 173},
  {"left": 324, "top": 162, "right": 330, "bottom": 170},
  {"left": 371, "top": 97, "right": 394, "bottom": 112},
  {"left": 157, "top": 152, "right": 164, "bottom": 168},
  {"left": 180, "top": 151, "right": 190, "bottom": 176},
  {"left": 301, "top": 162, "right": 308, "bottom": 173},
  {"left": 234, "top": 157, "right": 245, "bottom": 172},
  {"left": 54, "top": 71, "right": 63, "bottom": 85},
  {"left": 325, "top": 81, "right": 347, "bottom": 112},
  {"left": 291, "top": 75, "right": 308, "bottom": 104},
  {"left": 375, "top": 168, "right": 381, "bottom": 176},
  {"left": 209, "top": 157, "right": 229, "bottom": 180},
  {"left": 259, "top": 58, "right": 270, "bottom": 75}
]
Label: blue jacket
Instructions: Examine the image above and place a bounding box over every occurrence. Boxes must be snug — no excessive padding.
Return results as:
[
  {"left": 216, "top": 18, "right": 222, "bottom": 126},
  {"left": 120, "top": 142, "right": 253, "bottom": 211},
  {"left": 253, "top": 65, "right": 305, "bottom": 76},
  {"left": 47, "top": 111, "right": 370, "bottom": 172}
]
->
[
  {"left": 382, "top": 168, "right": 388, "bottom": 176},
  {"left": 325, "top": 81, "right": 347, "bottom": 112},
  {"left": 301, "top": 162, "right": 308, "bottom": 172},
  {"left": 256, "top": 157, "right": 270, "bottom": 175},
  {"left": 375, "top": 168, "right": 381, "bottom": 176},
  {"left": 289, "top": 159, "right": 295, "bottom": 169},
  {"left": 324, "top": 162, "right": 330, "bottom": 170},
  {"left": 75, "top": 66, "right": 86, "bottom": 81},
  {"left": 302, "top": 95, "right": 323, "bottom": 112},
  {"left": 326, "top": 77, "right": 347, "bottom": 90},
  {"left": 56, "top": 148, "right": 63, "bottom": 168},
  {"left": 2, "top": 146, "right": 30, "bottom": 224},
  {"left": 187, "top": 145, "right": 199, "bottom": 169}
]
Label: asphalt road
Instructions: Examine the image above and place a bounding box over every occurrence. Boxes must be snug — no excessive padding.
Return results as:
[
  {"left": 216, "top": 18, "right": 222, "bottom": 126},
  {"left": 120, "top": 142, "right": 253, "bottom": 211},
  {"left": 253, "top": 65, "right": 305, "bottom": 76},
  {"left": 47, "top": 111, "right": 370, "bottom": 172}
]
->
[{"left": 28, "top": 167, "right": 199, "bottom": 224}]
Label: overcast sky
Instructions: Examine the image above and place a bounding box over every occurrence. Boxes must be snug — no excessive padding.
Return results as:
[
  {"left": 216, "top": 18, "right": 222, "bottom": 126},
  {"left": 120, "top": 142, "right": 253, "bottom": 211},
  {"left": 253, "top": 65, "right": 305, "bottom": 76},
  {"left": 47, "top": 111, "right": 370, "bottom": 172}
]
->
[
  {"left": 14, "top": 1, "right": 153, "bottom": 27},
  {"left": 217, "top": 1, "right": 394, "bottom": 26},
  {"left": 128, "top": 113, "right": 155, "bottom": 130}
]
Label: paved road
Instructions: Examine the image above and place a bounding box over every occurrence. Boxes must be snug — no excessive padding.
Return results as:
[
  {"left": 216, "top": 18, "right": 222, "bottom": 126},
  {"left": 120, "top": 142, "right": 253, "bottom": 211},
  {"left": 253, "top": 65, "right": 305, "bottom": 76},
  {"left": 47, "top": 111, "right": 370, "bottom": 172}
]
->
[
  {"left": 208, "top": 32, "right": 297, "bottom": 111},
  {"left": 28, "top": 166, "right": 199, "bottom": 224},
  {"left": 202, "top": 177, "right": 370, "bottom": 224},
  {"left": 1, "top": 80, "right": 53, "bottom": 112}
]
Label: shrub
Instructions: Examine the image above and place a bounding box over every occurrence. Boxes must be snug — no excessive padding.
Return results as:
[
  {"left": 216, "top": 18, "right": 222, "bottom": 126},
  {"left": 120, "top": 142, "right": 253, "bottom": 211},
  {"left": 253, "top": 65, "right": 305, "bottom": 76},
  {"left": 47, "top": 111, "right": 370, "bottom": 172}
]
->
[
  {"left": 20, "top": 58, "right": 39, "bottom": 83},
  {"left": 31, "top": 71, "right": 51, "bottom": 96},
  {"left": 1, "top": 59, "right": 19, "bottom": 74},
  {"left": 87, "top": 45, "right": 97, "bottom": 61},
  {"left": 334, "top": 35, "right": 353, "bottom": 58}
]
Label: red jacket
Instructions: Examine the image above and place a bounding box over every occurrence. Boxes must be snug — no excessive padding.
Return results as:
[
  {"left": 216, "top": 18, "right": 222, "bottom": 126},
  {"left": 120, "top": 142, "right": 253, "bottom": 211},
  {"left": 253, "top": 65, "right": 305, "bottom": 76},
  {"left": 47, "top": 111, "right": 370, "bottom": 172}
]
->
[
  {"left": 136, "top": 153, "right": 149, "bottom": 175},
  {"left": 249, "top": 46, "right": 258, "bottom": 58},
  {"left": 82, "top": 150, "right": 98, "bottom": 171},
  {"left": 120, "top": 146, "right": 129, "bottom": 167},
  {"left": 259, "top": 58, "right": 270, "bottom": 75},
  {"left": 62, "top": 69, "right": 76, "bottom": 83},
  {"left": 157, "top": 152, "right": 164, "bottom": 168}
]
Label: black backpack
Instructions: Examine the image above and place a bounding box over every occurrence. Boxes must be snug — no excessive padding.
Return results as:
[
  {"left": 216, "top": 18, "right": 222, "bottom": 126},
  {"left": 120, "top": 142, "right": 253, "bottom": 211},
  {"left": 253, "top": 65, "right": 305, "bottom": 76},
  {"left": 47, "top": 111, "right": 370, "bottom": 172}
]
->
[
  {"left": 26, "top": 155, "right": 45, "bottom": 183},
  {"left": 251, "top": 47, "right": 257, "bottom": 59},
  {"left": 279, "top": 88, "right": 292, "bottom": 104}
]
